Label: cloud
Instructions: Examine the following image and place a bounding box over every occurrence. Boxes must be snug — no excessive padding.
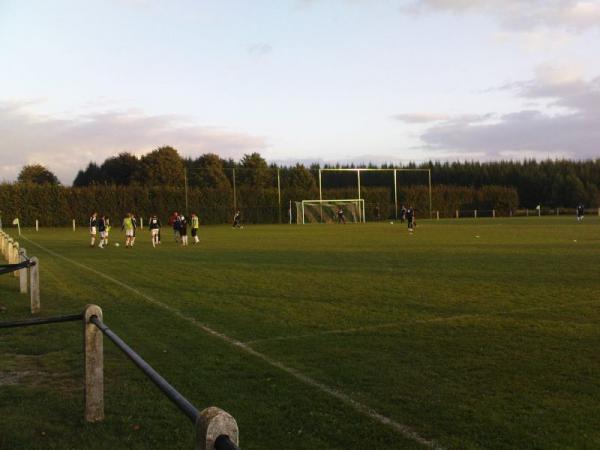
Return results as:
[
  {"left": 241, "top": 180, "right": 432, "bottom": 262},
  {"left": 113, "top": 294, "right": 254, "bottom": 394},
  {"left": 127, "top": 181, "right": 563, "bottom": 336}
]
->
[
  {"left": 391, "top": 112, "right": 450, "bottom": 123},
  {"left": 403, "top": 0, "right": 600, "bottom": 31},
  {"left": 0, "top": 101, "right": 267, "bottom": 185},
  {"left": 414, "top": 66, "right": 600, "bottom": 158}
]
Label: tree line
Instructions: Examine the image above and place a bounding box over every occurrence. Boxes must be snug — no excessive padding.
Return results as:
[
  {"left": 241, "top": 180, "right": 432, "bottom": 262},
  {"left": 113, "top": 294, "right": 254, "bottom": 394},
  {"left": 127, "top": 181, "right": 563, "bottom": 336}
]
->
[
  {"left": 18, "top": 147, "right": 599, "bottom": 208},
  {"left": 6, "top": 147, "right": 598, "bottom": 225}
]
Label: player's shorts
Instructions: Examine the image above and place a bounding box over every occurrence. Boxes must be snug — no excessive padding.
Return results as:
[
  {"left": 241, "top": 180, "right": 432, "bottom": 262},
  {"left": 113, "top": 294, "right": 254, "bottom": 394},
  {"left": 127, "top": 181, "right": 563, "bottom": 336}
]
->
[
  {"left": 191, "top": 228, "right": 198, "bottom": 237},
  {"left": 125, "top": 229, "right": 134, "bottom": 237},
  {"left": 90, "top": 227, "right": 97, "bottom": 235},
  {"left": 151, "top": 229, "right": 159, "bottom": 237},
  {"left": 100, "top": 231, "right": 107, "bottom": 238}
]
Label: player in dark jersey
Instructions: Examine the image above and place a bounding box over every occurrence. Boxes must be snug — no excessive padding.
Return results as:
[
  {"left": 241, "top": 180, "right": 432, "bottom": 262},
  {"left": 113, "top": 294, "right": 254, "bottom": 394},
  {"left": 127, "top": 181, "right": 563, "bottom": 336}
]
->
[
  {"left": 406, "top": 206, "right": 415, "bottom": 232},
  {"left": 233, "top": 210, "right": 242, "bottom": 228},
  {"left": 180, "top": 215, "right": 188, "bottom": 246},
  {"left": 337, "top": 207, "right": 346, "bottom": 224},
  {"left": 149, "top": 215, "right": 161, "bottom": 248},
  {"left": 400, "top": 205, "right": 407, "bottom": 224},
  {"left": 577, "top": 204, "right": 585, "bottom": 222},
  {"left": 98, "top": 216, "right": 107, "bottom": 248}
]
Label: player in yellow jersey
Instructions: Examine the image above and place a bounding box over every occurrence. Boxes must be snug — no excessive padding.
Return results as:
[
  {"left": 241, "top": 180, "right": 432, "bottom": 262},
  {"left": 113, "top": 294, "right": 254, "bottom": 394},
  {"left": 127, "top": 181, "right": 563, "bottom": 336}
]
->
[{"left": 121, "top": 213, "right": 136, "bottom": 248}]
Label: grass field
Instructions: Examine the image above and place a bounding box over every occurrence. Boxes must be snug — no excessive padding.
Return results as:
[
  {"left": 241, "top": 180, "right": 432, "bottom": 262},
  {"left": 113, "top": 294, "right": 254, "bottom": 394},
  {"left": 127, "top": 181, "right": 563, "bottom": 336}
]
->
[{"left": 1, "top": 217, "right": 599, "bottom": 449}]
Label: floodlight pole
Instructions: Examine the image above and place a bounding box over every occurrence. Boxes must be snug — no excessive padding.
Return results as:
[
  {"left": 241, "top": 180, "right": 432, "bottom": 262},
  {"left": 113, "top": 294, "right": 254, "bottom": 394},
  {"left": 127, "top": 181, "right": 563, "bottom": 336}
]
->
[
  {"left": 277, "top": 168, "right": 282, "bottom": 224},
  {"left": 393, "top": 169, "right": 398, "bottom": 220},
  {"left": 184, "top": 168, "right": 189, "bottom": 215},
  {"left": 232, "top": 168, "right": 237, "bottom": 213},
  {"left": 428, "top": 169, "right": 433, "bottom": 219}
]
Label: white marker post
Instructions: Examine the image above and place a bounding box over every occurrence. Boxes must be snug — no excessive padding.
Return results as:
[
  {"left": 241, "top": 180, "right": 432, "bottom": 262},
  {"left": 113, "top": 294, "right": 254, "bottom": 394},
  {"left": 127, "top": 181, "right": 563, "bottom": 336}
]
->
[
  {"left": 36, "top": 219, "right": 39, "bottom": 231},
  {"left": 73, "top": 219, "right": 76, "bottom": 231},
  {"left": 12, "top": 218, "right": 20, "bottom": 235}
]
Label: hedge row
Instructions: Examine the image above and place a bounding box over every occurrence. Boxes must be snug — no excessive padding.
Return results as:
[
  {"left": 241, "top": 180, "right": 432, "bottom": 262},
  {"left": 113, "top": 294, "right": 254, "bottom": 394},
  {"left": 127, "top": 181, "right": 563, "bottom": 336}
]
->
[{"left": 0, "top": 183, "right": 518, "bottom": 226}]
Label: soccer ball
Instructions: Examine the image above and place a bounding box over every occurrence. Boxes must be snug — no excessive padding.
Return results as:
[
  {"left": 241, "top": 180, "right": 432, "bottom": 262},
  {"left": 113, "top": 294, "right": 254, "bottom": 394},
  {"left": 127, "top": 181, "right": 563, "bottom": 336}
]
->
[
  {"left": 115, "top": 243, "right": 120, "bottom": 247},
  {"left": 390, "top": 221, "right": 394, "bottom": 225}
]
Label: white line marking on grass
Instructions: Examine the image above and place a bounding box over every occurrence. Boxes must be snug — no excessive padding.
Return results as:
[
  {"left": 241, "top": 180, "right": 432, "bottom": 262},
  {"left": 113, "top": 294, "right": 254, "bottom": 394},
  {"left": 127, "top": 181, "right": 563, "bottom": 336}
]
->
[
  {"left": 21, "top": 235, "right": 443, "bottom": 450},
  {"left": 246, "top": 300, "right": 600, "bottom": 345}
]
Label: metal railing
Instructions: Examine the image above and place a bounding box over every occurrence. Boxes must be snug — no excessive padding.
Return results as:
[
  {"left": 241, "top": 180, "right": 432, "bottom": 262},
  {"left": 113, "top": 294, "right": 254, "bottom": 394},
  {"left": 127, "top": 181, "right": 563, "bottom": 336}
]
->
[{"left": 0, "top": 305, "right": 240, "bottom": 450}]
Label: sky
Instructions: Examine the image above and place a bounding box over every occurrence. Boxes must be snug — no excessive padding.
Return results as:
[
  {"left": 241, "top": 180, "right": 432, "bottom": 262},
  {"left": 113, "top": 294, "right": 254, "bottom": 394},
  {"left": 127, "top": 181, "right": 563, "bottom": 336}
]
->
[{"left": 1, "top": 0, "right": 599, "bottom": 184}]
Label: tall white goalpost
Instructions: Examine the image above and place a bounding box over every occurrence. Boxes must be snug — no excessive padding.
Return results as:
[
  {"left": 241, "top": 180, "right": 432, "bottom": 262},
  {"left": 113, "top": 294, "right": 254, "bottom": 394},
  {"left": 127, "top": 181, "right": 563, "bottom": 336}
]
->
[{"left": 317, "top": 168, "right": 433, "bottom": 222}]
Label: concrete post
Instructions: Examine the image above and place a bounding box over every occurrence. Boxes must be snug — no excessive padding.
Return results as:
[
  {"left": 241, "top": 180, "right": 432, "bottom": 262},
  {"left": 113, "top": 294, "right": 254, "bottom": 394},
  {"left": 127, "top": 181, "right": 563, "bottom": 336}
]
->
[
  {"left": 196, "top": 407, "right": 239, "bottom": 450},
  {"left": 6, "top": 238, "right": 13, "bottom": 263},
  {"left": 492, "top": 209, "right": 496, "bottom": 218},
  {"left": 436, "top": 211, "right": 440, "bottom": 220},
  {"left": 455, "top": 210, "right": 459, "bottom": 219},
  {"left": 12, "top": 242, "right": 19, "bottom": 278},
  {"left": 84, "top": 304, "right": 104, "bottom": 422},
  {"left": 36, "top": 219, "right": 39, "bottom": 231},
  {"left": 474, "top": 210, "right": 477, "bottom": 219},
  {"left": 29, "top": 257, "right": 40, "bottom": 313},
  {"left": 19, "top": 248, "right": 28, "bottom": 294}
]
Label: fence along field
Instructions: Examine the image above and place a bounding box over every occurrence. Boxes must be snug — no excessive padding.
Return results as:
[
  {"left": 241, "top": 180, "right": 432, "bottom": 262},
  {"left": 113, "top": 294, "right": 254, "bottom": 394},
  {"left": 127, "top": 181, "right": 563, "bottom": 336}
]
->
[
  {"left": 0, "top": 229, "right": 241, "bottom": 450},
  {"left": 1, "top": 217, "right": 599, "bottom": 449}
]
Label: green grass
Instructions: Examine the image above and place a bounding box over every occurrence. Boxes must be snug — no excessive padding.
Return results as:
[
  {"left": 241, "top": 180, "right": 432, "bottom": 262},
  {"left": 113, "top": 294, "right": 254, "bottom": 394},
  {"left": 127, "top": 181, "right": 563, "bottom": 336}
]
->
[{"left": 1, "top": 217, "right": 599, "bottom": 449}]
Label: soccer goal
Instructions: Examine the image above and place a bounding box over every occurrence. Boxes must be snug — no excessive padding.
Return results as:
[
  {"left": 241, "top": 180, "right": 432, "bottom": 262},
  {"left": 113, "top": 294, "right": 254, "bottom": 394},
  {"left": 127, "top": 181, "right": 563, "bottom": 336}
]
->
[{"left": 296, "top": 199, "right": 366, "bottom": 224}]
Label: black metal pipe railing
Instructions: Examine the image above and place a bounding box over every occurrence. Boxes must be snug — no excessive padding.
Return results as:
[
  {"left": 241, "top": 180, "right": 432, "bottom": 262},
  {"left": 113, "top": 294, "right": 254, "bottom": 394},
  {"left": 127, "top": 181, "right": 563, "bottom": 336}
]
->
[
  {"left": 89, "top": 315, "right": 200, "bottom": 423},
  {"left": 0, "top": 259, "right": 35, "bottom": 276},
  {"left": 0, "top": 313, "right": 82, "bottom": 329},
  {"left": 215, "top": 434, "right": 240, "bottom": 450}
]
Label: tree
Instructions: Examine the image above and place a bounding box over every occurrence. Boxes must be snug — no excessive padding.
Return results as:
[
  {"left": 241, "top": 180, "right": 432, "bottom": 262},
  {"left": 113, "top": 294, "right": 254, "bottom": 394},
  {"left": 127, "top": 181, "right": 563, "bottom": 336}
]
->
[
  {"left": 238, "top": 153, "right": 271, "bottom": 188},
  {"left": 284, "top": 164, "right": 316, "bottom": 191},
  {"left": 101, "top": 153, "right": 140, "bottom": 185},
  {"left": 73, "top": 163, "right": 103, "bottom": 186},
  {"left": 17, "top": 164, "right": 59, "bottom": 185},
  {"left": 136, "top": 146, "right": 185, "bottom": 186},
  {"left": 187, "top": 153, "right": 231, "bottom": 191}
]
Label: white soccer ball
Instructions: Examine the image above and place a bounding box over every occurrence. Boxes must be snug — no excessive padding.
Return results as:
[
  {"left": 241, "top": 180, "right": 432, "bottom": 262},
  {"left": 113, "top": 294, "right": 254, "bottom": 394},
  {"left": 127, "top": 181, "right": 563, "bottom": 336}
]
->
[
  {"left": 115, "top": 243, "right": 120, "bottom": 247},
  {"left": 390, "top": 222, "right": 394, "bottom": 225}
]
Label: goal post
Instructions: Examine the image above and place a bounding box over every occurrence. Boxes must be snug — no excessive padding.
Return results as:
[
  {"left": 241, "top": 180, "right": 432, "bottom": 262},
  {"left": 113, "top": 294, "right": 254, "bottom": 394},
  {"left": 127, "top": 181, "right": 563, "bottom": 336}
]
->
[{"left": 296, "top": 199, "right": 365, "bottom": 224}]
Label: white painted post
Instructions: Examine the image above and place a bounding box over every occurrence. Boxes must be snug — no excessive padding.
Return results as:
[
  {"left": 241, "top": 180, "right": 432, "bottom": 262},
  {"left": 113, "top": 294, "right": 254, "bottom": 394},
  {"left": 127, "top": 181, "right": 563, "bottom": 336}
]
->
[
  {"left": 456, "top": 210, "right": 459, "bottom": 219},
  {"left": 84, "top": 304, "right": 104, "bottom": 422},
  {"left": 538, "top": 208, "right": 541, "bottom": 217},
  {"left": 29, "top": 257, "right": 40, "bottom": 313},
  {"left": 196, "top": 407, "right": 239, "bottom": 450},
  {"left": 140, "top": 217, "right": 144, "bottom": 229},
  {"left": 474, "top": 210, "right": 477, "bottom": 219},
  {"left": 492, "top": 209, "right": 496, "bottom": 218},
  {"left": 19, "top": 248, "right": 28, "bottom": 294},
  {"left": 436, "top": 211, "right": 440, "bottom": 220},
  {"left": 73, "top": 219, "right": 76, "bottom": 231},
  {"left": 36, "top": 219, "right": 39, "bottom": 231}
]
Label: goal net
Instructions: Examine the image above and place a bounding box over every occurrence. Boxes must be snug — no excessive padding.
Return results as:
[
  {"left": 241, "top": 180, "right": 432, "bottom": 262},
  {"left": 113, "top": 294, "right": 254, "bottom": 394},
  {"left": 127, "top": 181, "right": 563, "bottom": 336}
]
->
[{"left": 296, "top": 199, "right": 365, "bottom": 224}]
